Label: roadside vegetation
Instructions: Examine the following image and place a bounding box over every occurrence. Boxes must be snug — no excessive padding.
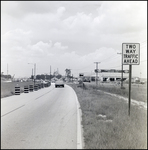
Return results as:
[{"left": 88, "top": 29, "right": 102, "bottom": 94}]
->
[
  {"left": 84, "top": 82, "right": 147, "bottom": 102},
  {"left": 69, "top": 82, "right": 147, "bottom": 149}
]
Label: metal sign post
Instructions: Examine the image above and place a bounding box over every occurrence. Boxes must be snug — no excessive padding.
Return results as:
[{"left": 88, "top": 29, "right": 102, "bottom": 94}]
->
[
  {"left": 128, "top": 65, "right": 132, "bottom": 116},
  {"left": 122, "top": 43, "right": 140, "bottom": 116}
]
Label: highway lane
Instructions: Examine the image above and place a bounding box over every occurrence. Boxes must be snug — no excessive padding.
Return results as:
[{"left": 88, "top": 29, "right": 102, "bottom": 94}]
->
[{"left": 1, "top": 83, "right": 79, "bottom": 149}]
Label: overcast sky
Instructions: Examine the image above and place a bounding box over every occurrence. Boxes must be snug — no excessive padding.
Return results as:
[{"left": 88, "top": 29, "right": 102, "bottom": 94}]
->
[{"left": 1, "top": 1, "right": 147, "bottom": 78}]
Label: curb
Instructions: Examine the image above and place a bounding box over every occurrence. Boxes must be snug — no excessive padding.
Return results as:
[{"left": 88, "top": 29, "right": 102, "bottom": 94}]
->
[{"left": 71, "top": 87, "right": 84, "bottom": 149}]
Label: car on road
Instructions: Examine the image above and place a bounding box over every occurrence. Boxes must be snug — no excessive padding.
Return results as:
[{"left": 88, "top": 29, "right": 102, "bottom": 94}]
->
[
  {"left": 55, "top": 80, "right": 65, "bottom": 88},
  {"left": 83, "top": 78, "right": 91, "bottom": 82}
]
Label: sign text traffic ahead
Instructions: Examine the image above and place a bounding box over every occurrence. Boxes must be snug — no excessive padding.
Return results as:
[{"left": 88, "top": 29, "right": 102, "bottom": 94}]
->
[{"left": 122, "top": 43, "right": 140, "bottom": 65}]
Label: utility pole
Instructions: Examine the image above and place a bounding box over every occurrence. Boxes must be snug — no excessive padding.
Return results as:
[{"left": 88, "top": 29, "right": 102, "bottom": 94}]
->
[
  {"left": 117, "top": 53, "right": 123, "bottom": 88},
  {"left": 34, "top": 63, "right": 36, "bottom": 85},
  {"left": 94, "top": 62, "right": 100, "bottom": 87},
  {"left": 7, "top": 64, "right": 8, "bottom": 80},
  {"left": 50, "top": 66, "right": 51, "bottom": 81},
  {"left": 32, "top": 68, "right": 33, "bottom": 82},
  {"left": 28, "top": 63, "right": 36, "bottom": 86},
  {"left": 57, "top": 68, "right": 59, "bottom": 74}
]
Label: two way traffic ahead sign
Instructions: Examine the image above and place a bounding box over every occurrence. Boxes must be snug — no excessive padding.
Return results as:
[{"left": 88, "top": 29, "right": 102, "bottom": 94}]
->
[
  {"left": 122, "top": 43, "right": 140, "bottom": 65},
  {"left": 122, "top": 43, "right": 140, "bottom": 116}
]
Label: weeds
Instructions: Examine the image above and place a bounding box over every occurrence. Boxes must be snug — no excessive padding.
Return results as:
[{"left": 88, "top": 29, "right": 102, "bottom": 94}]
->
[{"left": 69, "top": 83, "right": 147, "bottom": 149}]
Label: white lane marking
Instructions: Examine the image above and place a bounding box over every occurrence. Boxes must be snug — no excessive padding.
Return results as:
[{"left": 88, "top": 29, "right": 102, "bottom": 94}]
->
[{"left": 1, "top": 105, "right": 25, "bottom": 117}]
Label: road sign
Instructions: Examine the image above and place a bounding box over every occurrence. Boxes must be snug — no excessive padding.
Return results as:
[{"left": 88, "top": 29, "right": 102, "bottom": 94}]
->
[
  {"left": 100, "top": 69, "right": 129, "bottom": 73},
  {"left": 94, "top": 69, "right": 98, "bottom": 73},
  {"left": 122, "top": 43, "right": 140, "bottom": 116},
  {"left": 94, "top": 69, "right": 101, "bottom": 73},
  {"left": 122, "top": 43, "right": 140, "bottom": 65},
  {"left": 79, "top": 73, "right": 84, "bottom": 77}
]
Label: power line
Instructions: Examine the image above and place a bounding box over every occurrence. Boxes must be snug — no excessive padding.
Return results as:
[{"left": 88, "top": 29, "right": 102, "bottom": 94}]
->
[
  {"left": 71, "top": 63, "right": 93, "bottom": 71},
  {"left": 100, "top": 55, "right": 121, "bottom": 65},
  {"left": 100, "top": 53, "right": 118, "bottom": 62}
]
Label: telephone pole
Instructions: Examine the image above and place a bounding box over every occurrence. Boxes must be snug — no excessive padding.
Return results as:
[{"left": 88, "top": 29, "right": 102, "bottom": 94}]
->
[
  {"left": 32, "top": 68, "right": 33, "bottom": 81},
  {"left": 94, "top": 62, "right": 100, "bottom": 87},
  {"left": 7, "top": 64, "right": 8, "bottom": 80},
  {"left": 50, "top": 66, "right": 51, "bottom": 81},
  {"left": 117, "top": 52, "right": 124, "bottom": 88},
  {"left": 28, "top": 63, "right": 36, "bottom": 86}
]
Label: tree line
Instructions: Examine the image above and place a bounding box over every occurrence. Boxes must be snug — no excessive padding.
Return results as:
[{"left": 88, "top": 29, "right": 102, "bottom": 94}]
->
[
  {"left": 1, "top": 72, "right": 11, "bottom": 79},
  {"left": 32, "top": 74, "right": 62, "bottom": 80}
]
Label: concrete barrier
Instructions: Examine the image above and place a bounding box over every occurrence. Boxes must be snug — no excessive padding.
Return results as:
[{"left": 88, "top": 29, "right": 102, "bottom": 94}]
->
[
  {"left": 29, "top": 85, "right": 34, "bottom": 92},
  {"left": 15, "top": 84, "right": 20, "bottom": 95},
  {"left": 41, "top": 83, "right": 44, "bottom": 88},
  {"left": 24, "top": 86, "right": 29, "bottom": 93},
  {"left": 34, "top": 84, "right": 38, "bottom": 91},
  {"left": 38, "top": 84, "right": 41, "bottom": 89}
]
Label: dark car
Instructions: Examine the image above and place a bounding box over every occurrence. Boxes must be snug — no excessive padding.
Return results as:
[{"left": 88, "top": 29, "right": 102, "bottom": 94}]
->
[
  {"left": 55, "top": 80, "right": 64, "bottom": 88},
  {"left": 83, "top": 78, "right": 91, "bottom": 82}
]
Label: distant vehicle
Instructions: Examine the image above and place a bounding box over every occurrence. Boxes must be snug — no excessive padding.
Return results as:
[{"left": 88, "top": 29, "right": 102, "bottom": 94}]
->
[
  {"left": 125, "top": 77, "right": 141, "bottom": 84},
  {"left": 55, "top": 80, "right": 65, "bottom": 88},
  {"left": 140, "top": 81, "right": 146, "bottom": 84},
  {"left": 83, "top": 78, "right": 91, "bottom": 82}
]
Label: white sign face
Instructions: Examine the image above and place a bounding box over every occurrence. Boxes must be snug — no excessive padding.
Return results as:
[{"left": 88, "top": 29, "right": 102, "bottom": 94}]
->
[{"left": 122, "top": 43, "right": 140, "bottom": 65}]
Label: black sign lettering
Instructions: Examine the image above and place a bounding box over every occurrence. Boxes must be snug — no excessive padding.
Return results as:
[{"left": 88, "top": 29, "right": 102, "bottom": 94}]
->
[
  {"left": 126, "top": 50, "right": 129, "bottom": 53},
  {"left": 135, "top": 54, "right": 138, "bottom": 58},
  {"left": 133, "top": 50, "right": 136, "bottom": 53},
  {"left": 133, "top": 45, "right": 136, "bottom": 49}
]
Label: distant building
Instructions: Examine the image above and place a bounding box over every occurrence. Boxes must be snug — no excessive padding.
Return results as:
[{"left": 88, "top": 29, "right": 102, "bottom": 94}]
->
[
  {"left": 125, "top": 77, "right": 140, "bottom": 83},
  {"left": 91, "top": 72, "right": 129, "bottom": 82}
]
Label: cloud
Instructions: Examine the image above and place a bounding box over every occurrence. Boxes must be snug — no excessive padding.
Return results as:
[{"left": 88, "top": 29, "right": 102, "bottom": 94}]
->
[
  {"left": 1, "top": 1, "right": 63, "bottom": 18},
  {"left": 2, "top": 29, "right": 32, "bottom": 45},
  {"left": 93, "top": 1, "right": 147, "bottom": 34},
  {"left": 54, "top": 42, "right": 68, "bottom": 49},
  {"left": 1, "top": 29, "right": 32, "bottom": 57},
  {"left": 1, "top": 28, "right": 69, "bottom": 67},
  {"left": 57, "top": 7, "right": 66, "bottom": 15},
  {"left": 63, "top": 12, "right": 92, "bottom": 30}
]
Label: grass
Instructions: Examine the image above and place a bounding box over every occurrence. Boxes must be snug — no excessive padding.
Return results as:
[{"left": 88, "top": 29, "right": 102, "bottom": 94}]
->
[
  {"left": 69, "top": 82, "right": 147, "bottom": 149},
  {"left": 85, "top": 82, "right": 147, "bottom": 102}
]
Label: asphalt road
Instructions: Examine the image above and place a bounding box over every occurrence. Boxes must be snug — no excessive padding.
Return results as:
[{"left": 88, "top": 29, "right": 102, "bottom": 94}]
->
[{"left": 1, "top": 83, "right": 80, "bottom": 149}]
